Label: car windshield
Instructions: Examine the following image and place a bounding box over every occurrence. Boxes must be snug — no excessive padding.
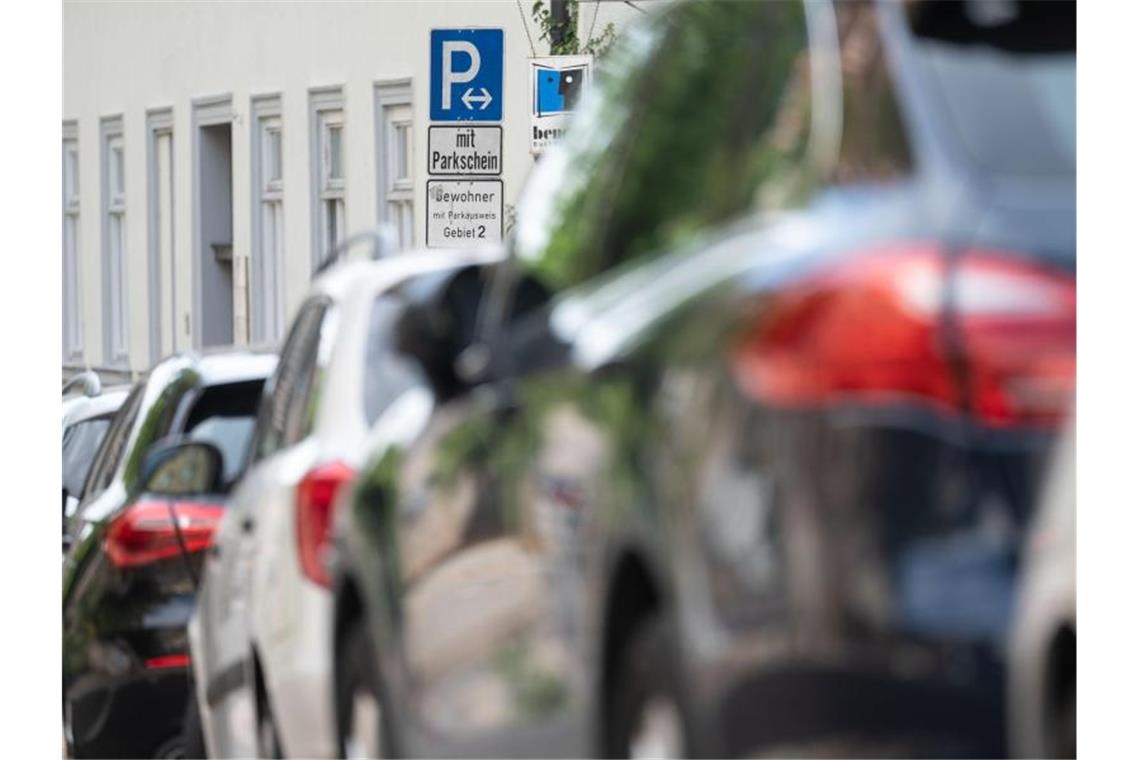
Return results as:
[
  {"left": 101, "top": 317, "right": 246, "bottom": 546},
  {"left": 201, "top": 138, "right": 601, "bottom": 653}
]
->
[{"left": 62, "top": 417, "right": 112, "bottom": 497}]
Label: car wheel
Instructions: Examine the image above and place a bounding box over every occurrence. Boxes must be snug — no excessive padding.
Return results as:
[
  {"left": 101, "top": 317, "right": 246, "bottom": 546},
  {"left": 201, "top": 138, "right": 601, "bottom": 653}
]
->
[
  {"left": 337, "top": 620, "right": 386, "bottom": 759},
  {"left": 610, "top": 618, "right": 690, "bottom": 759}
]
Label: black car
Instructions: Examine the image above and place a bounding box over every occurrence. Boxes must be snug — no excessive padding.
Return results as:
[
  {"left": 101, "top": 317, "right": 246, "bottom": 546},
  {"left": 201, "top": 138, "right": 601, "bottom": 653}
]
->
[
  {"left": 333, "top": 1, "right": 1074, "bottom": 757},
  {"left": 63, "top": 349, "right": 276, "bottom": 758}
]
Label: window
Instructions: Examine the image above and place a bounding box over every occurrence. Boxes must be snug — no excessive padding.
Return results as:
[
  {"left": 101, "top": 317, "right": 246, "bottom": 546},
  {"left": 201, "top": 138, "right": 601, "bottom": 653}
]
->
[
  {"left": 251, "top": 298, "right": 329, "bottom": 461},
  {"left": 363, "top": 296, "right": 425, "bottom": 425},
  {"left": 183, "top": 380, "right": 267, "bottom": 487},
  {"left": 63, "top": 123, "right": 82, "bottom": 362},
  {"left": 252, "top": 96, "right": 285, "bottom": 342},
  {"left": 828, "top": 1, "right": 912, "bottom": 184},
  {"left": 310, "top": 88, "right": 345, "bottom": 270},
  {"left": 82, "top": 382, "right": 144, "bottom": 500},
  {"left": 147, "top": 108, "right": 175, "bottom": 363},
  {"left": 63, "top": 415, "right": 113, "bottom": 499},
  {"left": 102, "top": 117, "right": 129, "bottom": 366},
  {"left": 376, "top": 80, "right": 414, "bottom": 248}
]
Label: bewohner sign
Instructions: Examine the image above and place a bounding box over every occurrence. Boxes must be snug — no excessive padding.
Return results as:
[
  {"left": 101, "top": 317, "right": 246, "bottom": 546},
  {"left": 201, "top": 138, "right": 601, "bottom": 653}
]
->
[{"left": 426, "top": 179, "right": 503, "bottom": 247}]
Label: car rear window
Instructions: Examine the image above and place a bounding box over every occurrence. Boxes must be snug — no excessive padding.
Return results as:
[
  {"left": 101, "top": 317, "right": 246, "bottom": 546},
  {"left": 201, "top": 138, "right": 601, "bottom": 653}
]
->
[
  {"left": 62, "top": 416, "right": 112, "bottom": 497},
  {"left": 182, "top": 379, "right": 266, "bottom": 487},
  {"left": 908, "top": 1, "right": 1075, "bottom": 178}
]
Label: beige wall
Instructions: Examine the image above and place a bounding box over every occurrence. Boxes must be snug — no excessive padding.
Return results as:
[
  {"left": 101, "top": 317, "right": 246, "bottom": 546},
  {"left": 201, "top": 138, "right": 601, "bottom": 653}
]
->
[{"left": 63, "top": 0, "right": 640, "bottom": 377}]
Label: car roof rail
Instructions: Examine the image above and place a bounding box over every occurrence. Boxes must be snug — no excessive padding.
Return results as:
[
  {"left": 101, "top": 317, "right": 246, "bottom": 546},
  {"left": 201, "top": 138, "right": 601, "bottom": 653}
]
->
[
  {"left": 63, "top": 369, "right": 101, "bottom": 398},
  {"left": 315, "top": 224, "right": 400, "bottom": 275}
]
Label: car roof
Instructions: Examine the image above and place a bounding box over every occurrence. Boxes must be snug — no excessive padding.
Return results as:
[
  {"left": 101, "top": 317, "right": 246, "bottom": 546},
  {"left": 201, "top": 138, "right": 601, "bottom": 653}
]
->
[
  {"left": 62, "top": 387, "right": 131, "bottom": 428},
  {"left": 147, "top": 345, "right": 278, "bottom": 389},
  {"left": 308, "top": 245, "right": 505, "bottom": 304}
]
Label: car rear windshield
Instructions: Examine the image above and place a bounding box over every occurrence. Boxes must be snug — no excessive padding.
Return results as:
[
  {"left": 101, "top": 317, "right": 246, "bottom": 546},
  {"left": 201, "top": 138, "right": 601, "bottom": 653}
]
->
[
  {"left": 182, "top": 379, "right": 266, "bottom": 488},
  {"left": 62, "top": 416, "right": 112, "bottom": 497},
  {"left": 909, "top": 1, "right": 1075, "bottom": 178}
]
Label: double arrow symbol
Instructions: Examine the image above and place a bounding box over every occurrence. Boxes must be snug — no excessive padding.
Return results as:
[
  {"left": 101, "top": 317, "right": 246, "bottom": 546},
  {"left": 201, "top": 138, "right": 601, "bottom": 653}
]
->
[{"left": 461, "top": 87, "right": 492, "bottom": 110}]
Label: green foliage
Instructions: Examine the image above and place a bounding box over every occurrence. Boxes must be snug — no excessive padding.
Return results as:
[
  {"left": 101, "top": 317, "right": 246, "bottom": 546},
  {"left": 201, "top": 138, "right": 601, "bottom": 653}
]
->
[{"left": 531, "top": 0, "right": 616, "bottom": 58}]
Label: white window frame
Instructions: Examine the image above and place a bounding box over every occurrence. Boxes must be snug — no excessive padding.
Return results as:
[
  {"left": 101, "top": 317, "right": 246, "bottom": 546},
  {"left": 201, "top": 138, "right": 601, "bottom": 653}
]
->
[
  {"left": 101, "top": 116, "right": 129, "bottom": 367},
  {"left": 375, "top": 79, "right": 415, "bottom": 249},
  {"left": 309, "top": 87, "right": 345, "bottom": 271},
  {"left": 63, "top": 122, "right": 83, "bottom": 364},
  {"left": 146, "top": 107, "right": 174, "bottom": 364},
  {"left": 251, "top": 94, "right": 285, "bottom": 343}
]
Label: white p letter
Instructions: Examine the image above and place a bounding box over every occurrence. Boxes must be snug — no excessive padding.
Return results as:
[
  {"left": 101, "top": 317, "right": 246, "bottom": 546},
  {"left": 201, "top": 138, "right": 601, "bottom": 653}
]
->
[{"left": 442, "top": 41, "right": 480, "bottom": 110}]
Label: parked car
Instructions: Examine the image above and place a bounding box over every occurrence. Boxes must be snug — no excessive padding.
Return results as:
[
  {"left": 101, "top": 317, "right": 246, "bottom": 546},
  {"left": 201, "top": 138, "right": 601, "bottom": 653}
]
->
[
  {"left": 188, "top": 243, "right": 504, "bottom": 758},
  {"left": 1008, "top": 420, "right": 1075, "bottom": 759},
  {"left": 63, "top": 374, "right": 130, "bottom": 530},
  {"left": 332, "top": 1, "right": 1074, "bottom": 757},
  {"left": 63, "top": 348, "right": 276, "bottom": 758}
]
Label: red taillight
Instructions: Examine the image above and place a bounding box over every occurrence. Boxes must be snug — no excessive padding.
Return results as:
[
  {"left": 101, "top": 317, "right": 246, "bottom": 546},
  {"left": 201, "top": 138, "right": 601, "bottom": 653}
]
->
[
  {"left": 145, "top": 653, "right": 190, "bottom": 670},
  {"left": 734, "top": 245, "right": 959, "bottom": 413},
  {"left": 732, "top": 244, "right": 1074, "bottom": 428},
  {"left": 296, "top": 461, "right": 355, "bottom": 587},
  {"left": 953, "top": 251, "right": 1075, "bottom": 428},
  {"left": 104, "top": 500, "right": 224, "bottom": 569}
]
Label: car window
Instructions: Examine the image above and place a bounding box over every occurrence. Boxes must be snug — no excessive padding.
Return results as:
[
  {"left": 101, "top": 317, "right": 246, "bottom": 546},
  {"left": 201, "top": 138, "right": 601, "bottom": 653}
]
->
[
  {"left": 181, "top": 379, "right": 267, "bottom": 487},
  {"left": 82, "top": 382, "right": 144, "bottom": 500},
  {"left": 285, "top": 303, "right": 336, "bottom": 445},
  {"left": 918, "top": 44, "right": 1073, "bottom": 178},
  {"left": 363, "top": 295, "right": 427, "bottom": 426},
  {"left": 907, "top": 0, "right": 1074, "bottom": 177},
  {"left": 62, "top": 416, "right": 112, "bottom": 497},
  {"left": 830, "top": 1, "right": 912, "bottom": 184},
  {"left": 252, "top": 298, "right": 329, "bottom": 461}
]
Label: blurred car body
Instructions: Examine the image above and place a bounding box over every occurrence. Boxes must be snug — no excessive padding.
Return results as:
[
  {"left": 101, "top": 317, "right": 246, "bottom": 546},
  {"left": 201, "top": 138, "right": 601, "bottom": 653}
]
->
[
  {"left": 333, "top": 1, "right": 1073, "bottom": 758},
  {"left": 63, "top": 381, "right": 130, "bottom": 527},
  {"left": 189, "top": 247, "right": 503, "bottom": 758},
  {"left": 1009, "top": 421, "right": 1075, "bottom": 758},
  {"left": 63, "top": 348, "right": 275, "bottom": 758}
]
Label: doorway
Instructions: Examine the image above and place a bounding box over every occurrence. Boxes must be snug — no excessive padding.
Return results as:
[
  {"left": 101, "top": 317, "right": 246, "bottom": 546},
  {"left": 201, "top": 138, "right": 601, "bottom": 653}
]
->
[{"left": 194, "top": 98, "right": 235, "bottom": 348}]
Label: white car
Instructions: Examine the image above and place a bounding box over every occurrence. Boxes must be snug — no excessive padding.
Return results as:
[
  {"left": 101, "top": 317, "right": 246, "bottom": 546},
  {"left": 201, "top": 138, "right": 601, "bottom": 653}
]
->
[
  {"left": 1008, "top": 420, "right": 1076, "bottom": 758},
  {"left": 188, "top": 242, "right": 503, "bottom": 758}
]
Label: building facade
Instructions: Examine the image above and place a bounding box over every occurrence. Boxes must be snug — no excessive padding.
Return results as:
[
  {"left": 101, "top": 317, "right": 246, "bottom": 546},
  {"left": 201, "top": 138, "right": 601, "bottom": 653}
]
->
[{"left": 63, "top": 1, "right": 638, "bottom": 382}]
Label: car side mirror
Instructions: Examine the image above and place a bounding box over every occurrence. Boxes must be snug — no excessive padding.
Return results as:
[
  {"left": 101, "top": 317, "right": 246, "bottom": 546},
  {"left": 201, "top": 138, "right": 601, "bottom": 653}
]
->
[{"left": 140, "top": 440, "right": 225, "bottom": 496}]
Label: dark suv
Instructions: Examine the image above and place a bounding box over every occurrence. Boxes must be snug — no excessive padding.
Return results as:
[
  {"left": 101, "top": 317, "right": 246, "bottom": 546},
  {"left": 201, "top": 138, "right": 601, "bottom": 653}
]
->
[
  {"left": 332, "top": 1, "right": 1074, "bottom": 757},
  {"left": 63, "top": 348, "right": 275, "bottom": 758}
]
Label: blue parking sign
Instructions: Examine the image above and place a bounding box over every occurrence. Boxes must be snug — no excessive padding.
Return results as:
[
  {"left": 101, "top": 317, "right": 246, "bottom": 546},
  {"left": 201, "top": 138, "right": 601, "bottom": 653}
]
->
[{"left": 430, "top": 29, "right": 503, "bottom": 122}]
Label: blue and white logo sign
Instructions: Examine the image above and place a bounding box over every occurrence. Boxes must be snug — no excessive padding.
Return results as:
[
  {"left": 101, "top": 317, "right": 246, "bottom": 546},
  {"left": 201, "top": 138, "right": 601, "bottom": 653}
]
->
[
  {"left": 528, "top": 55, "right": 593, "bottom": 154},
  {"left": 430, "top": 29, "right": 503, "bottom": 122}
]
